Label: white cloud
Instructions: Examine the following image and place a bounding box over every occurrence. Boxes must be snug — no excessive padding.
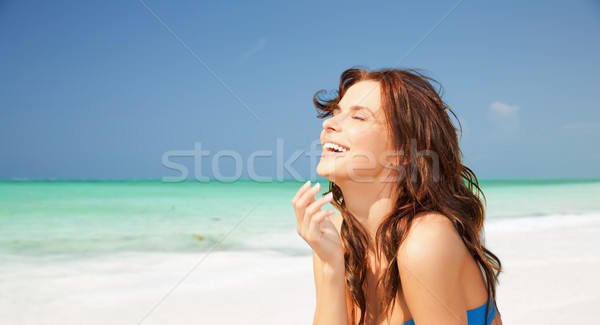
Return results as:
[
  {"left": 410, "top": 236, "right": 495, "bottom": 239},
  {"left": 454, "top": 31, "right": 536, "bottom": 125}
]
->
[
  {"left": 455, "top": 116, "right": 469, "bottom": 140},
  {"left": 488, "top": 101, "right": 520, "bottom": 132},
  {"left": 239, "top": 38, "right": 267, "bottom": 63},
  {"left": 562, "top": 121, "right": 600, "bottom": 132}
]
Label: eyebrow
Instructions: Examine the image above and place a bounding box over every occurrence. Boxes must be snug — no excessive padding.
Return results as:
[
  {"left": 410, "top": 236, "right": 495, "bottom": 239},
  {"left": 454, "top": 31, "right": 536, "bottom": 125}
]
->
[{"left": 334, "top": 104, "right": 375, "bottom": 117}]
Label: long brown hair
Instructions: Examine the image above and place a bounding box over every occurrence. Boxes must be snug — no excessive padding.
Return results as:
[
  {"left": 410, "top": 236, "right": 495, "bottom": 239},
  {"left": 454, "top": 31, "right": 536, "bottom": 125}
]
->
[{"left": 313, "top": 67, "right": 502, "bottom": 325}]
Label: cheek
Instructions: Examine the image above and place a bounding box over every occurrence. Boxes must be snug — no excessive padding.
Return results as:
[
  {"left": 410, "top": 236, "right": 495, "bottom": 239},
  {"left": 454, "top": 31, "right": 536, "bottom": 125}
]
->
[{"left": 348, "top": 129, "right": 392, "bottom": 171}]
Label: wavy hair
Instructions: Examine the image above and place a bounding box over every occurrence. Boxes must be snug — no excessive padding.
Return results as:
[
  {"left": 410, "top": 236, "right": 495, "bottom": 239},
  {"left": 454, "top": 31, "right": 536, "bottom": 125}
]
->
[{"left": 313, "top": 67, "right": 502, "bottom": 325}]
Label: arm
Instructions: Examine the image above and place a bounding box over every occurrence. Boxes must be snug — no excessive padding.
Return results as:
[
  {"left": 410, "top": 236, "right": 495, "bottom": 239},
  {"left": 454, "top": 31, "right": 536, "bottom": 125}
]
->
[
  {"left": 292, "top": 182, "right": 349, "bottom": 325},
  {"left": 312, "top": 250, "right": 350, "bottom": 325},
  {"left": 397, "top": 214, "right": 468, "bottom": 325}
]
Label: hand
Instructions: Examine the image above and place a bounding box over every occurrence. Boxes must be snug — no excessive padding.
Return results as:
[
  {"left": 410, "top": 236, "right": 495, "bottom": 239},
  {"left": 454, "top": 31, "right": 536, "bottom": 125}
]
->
[{"left": 292, "top": 180, "right": 344, "bottom": 265}]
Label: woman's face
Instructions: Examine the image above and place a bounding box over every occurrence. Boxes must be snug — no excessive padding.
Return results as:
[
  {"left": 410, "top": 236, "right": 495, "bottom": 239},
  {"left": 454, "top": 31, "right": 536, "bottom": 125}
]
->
[{"left": 317, "top": 80, "right": 397, "bottom": 183}]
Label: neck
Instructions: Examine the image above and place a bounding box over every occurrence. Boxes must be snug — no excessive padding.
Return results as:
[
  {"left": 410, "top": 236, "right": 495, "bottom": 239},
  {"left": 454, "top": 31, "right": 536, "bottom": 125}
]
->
[{"left": 337, "top": 179, "right": 397, "bottom": 246}]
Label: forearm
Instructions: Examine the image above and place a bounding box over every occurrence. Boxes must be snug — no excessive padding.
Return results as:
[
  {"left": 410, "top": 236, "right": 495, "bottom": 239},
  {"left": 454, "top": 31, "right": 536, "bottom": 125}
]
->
[{"left": 314, "top": 262, "right": 350, "bottom": 325}]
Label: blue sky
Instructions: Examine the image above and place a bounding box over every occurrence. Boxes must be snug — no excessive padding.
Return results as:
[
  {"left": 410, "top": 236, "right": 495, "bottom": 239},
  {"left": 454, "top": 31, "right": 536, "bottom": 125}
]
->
[{"left": 1, "top": 0, "right": 599, "bottom": 180}]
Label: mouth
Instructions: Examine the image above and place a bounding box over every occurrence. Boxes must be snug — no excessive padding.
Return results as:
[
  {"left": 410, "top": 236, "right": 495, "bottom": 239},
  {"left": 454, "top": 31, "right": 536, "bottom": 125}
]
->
[{"left": 322, "top": 142, "right": 350, "bottom": 155}]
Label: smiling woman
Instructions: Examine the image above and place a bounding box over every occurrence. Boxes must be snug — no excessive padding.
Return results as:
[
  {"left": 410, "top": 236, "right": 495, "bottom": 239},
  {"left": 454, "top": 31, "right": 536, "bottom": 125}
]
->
[{"left": 292, "top": 67, "right": 503, "bottom": 325}]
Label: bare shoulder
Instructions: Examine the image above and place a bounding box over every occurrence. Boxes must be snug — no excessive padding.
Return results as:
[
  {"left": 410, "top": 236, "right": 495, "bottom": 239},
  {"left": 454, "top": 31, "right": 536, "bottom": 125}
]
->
[
  {"left": 395, "top": 212, "right": 473, "bottom": 323},
  {"left": 398, "top": 212, "right": 467, "bottom": 268}
]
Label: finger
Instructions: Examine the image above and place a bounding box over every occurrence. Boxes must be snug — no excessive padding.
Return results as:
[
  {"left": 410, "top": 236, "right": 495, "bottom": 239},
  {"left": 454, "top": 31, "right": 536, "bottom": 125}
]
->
[
  {"left": 295, "top": 182, "right": 321, "bottom": 225},
  {"left": 293, "top": 180, "right": 312, "bottom": 227},
  {"left": 306, "top": 208, "right": 336, "bottom": 240},
  {"left": 299, "top": 182, "right": 320, "bottom": 207},
  {"left": 303, "top": 192, "right": 333, "bottom": 232},
  {"left": 305, "top": 192, "right": 334, "bottom": 220},
  {"left": 302, "top": 191, "right": 332, "bottom": 233},
  {"left": 292, "top": 180, "right": 311, "bottom": 207}
]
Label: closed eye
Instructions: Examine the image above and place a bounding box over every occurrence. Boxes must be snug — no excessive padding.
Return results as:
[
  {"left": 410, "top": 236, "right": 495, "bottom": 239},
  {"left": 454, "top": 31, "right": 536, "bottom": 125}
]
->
[{"left": 353, "top": 116, "right": 365, "bottom": 120}]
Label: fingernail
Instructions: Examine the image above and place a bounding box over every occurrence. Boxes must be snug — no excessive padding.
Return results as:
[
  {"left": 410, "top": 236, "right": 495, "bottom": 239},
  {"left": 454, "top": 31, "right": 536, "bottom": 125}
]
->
[
  {"left": 314, "top": 182, "right": 321, "bottom": 190},
  {"left": 303, "top": 180, "right": 310, "bottom": 188},
  {"left": 325, "top": 192, "right": 333, "bottom": 200}
]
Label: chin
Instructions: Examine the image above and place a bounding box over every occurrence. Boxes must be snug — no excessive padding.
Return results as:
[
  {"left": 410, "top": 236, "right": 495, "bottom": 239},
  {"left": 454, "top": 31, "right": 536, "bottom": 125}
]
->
[
  {"left": 316, "top": 163, "right": 334, "bottom": 182},
  {"left": 317, "top": 163, "right": 343, "bottom": 183},
  {"left": 316, "top": 165, "right": 330, "bottom": 180}
]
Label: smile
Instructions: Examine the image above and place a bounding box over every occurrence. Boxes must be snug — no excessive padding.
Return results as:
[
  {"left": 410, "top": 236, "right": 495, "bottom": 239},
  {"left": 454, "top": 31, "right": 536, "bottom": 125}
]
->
[{"left": 322, "top": 142, "right": 350, "bottom": 153}]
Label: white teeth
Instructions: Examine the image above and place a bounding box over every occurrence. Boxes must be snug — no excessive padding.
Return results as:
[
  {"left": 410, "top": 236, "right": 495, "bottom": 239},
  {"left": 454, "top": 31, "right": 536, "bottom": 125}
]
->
[{"left": 323, "top": 142, "right": 348, "bottom": 152}]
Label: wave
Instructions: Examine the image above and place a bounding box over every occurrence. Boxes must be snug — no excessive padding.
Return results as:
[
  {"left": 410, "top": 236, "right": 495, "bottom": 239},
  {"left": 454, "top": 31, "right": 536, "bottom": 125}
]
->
[
  {"left": 485, "top": 212, "right": 600, "bottom": 232},
  {"left": 0, "top": 230, "right": 313, "bottom": 257}
]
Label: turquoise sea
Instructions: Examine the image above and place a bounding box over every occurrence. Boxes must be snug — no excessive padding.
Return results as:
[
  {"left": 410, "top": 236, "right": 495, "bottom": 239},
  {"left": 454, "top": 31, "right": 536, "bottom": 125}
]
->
[
  {"left": 1, "top": 178, "right": 599, "bottom": 259},
  {"left": 1, "top": 178, "right": 600, "bottom": 324}
]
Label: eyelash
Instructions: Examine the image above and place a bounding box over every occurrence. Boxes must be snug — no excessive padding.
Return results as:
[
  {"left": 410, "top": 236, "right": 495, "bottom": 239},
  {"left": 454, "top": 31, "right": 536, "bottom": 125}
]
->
[{"left": 332, "top": 109, "right": 365, "bottom": 120}]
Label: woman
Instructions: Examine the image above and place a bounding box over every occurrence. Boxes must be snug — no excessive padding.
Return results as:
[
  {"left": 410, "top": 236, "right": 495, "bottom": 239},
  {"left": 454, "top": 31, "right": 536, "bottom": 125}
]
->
[{"left": 292, "top": 67, "right": 503, "bottom": 325}]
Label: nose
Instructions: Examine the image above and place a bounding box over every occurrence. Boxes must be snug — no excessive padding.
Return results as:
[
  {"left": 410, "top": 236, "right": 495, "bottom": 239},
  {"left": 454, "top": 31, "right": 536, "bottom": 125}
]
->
[{"left": 322, "top": 115, "right": 340, "bottom": 132}]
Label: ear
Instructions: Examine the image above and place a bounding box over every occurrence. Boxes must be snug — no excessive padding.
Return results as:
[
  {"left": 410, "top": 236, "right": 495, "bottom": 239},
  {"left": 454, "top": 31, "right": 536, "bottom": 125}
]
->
[
  {"left": 398, "top": 155, "right": 410, "bottom": 167},
  {"left": 382, "top": 146, "right": 410, "bottom": 174}
]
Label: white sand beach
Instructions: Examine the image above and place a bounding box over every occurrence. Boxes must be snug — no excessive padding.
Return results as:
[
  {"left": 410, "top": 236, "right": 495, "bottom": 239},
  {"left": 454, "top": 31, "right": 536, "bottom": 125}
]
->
[
  {"left": 2, "top": 213, "right": 599, "bottom": 325},
  {"left": 486, "top": 214, "right": 600, "bottom": 324}
]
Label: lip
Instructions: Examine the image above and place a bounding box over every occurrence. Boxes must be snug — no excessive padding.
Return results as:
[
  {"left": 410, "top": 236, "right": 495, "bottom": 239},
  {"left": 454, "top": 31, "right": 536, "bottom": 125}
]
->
[
  {"left": 320, "top": 150, "right": 348, "bottom": 157},
  {"left": 321, "top": 139, "right": 351, "bottom": 151},
  {"left": 320, "top": 139, "right": 350, "bottom": 158}
]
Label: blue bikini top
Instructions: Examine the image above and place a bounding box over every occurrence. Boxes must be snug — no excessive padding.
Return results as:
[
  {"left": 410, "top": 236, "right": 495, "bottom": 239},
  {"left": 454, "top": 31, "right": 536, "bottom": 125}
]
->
[{"left": 400, "top": 298, "right": 496, "bottom": 325}]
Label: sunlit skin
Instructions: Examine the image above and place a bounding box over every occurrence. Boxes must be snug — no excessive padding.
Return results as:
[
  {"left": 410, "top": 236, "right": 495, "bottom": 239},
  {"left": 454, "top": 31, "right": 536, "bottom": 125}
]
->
[
  {"left": 293, "top": 80, "right": 502, "bottom": 324},
  {"left": 316, "top": 80, "right": 402, "bottom": 243}
]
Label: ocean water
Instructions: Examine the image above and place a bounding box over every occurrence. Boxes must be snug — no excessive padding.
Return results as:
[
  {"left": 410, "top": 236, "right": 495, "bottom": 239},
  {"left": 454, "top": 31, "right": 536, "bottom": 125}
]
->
[
  {"left": 1, "top": 178, "right": 599, "bottom": 324},
  {"left": 1, "top": 178, "right": 599, "bottom": 258}
]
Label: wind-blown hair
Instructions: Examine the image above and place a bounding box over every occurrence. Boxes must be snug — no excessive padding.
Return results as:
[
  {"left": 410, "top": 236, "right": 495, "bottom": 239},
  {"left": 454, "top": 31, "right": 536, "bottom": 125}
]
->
[{"left": 313, "top": 67, "right": 502, "bottom": 325}]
